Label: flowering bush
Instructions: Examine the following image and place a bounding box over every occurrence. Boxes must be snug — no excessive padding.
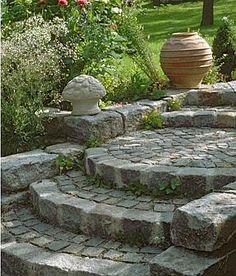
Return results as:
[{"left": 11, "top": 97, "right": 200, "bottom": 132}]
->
[{"left": 2, "top": 16, "right": 73, "bottom": 156}]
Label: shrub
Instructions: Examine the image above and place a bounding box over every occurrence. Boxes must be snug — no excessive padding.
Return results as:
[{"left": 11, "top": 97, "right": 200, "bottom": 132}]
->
[
  {"left": 118, "top": 7, "right": 163, "bottom": 87},
  {"left": 168, "top": 98, "right": 182, "bottom": 111},
  {"left": 212, "top": 17, "right": 236, "bottom": 81},
  {"left": 1, "top": 15, "right": 71, "bottom": 156},
  {"left": 203, "top": 60, "right": 222, "bottom": 84},
  {"left": 142, "top": 111, "right": 164, "bottom": 130}
]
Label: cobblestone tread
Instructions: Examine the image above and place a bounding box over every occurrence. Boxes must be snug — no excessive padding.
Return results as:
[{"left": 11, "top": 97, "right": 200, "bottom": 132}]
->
[
  {"left": 30, "top": 178, "right": 178, "bottom": 246},
  {"left": 104, "top": 128, "right": 236, "bottom": 168},
  {"left": 56, "top": 171, "right": 189, "bottom": 211},
  {"left": 85, "top": 127, "right": 236, "bottom": 198},
  {"left": 2, "top": 207, "right": 162, "bottom": 275}
]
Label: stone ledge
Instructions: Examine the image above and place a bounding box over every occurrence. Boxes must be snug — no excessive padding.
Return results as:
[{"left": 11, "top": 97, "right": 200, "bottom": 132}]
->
[
  {"left": 163, "top": 109, "right": 236, "bottom": 128},
  {"left": 63, "top": 110, "right": 124, "bottom": 142},
  {"left": 150, "top": 246, "right": 236, "bottom": 276},
  {"left": 85, "top": 147, "right": 236, "bottom": 198},
  {"left": 1, "top": 143, "right": 85, "bottom": 192},
  {"left": 43, "top": 81, "right": 236, "bottom": 143},
  {"left": 30, "top": 180, "right": 173, "bottom": 246},
  {"left": 2, "top": 191, "right": 29, "bottom": 211},
  {"left": 171, "top": 192, "right": 236, "bottom": 251},
  {"left": 2, "top": 242, "right": 149, "bottom": 276},
  {"left": 2, "top": 206, "right": 163, "bottom": 266}
]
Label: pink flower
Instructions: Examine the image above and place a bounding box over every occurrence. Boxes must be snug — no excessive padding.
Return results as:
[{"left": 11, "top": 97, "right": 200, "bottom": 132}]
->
[
  {"left": 58, "top": 0, "right": 68, "bottom": 6},
  {"left": 76, "top": 0, "right": 88, "bottom": 7}
]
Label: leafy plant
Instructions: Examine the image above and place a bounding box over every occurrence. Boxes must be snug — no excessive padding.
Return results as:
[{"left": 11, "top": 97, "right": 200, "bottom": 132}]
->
[
  {"left": 85, "top": 137, "right": 102, "bottom": 148},
  {"left": 118, "top": 7, "right": 163, "bottom": 87},
  {"left": 56, "top": 154, "right": 74, "bottom": 174},
  {"left": 168, "top": 98, "right": 182, "bottom": 111},
  {"left": 124, "top": 182, "right": 150, "bottom": 196},
  {"left": 1, "top": 15, "right": 71, "bottom": 156},
  {"left": 159, "top": 178, "right": 182, "bottom": 195},
  {"left": 203, "top": 60, "right": 222, "bottom": 84},
  {"left": 212, "top": 17, "right": 236, "bottom": 81},
  {"left": 142, "top": 111, "right": 164, "bottom": 130}
]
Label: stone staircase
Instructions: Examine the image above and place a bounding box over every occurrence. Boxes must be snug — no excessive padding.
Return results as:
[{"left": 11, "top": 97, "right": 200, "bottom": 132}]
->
[{"left": 1, "top": 82, "right": 236, "bottom": 276}]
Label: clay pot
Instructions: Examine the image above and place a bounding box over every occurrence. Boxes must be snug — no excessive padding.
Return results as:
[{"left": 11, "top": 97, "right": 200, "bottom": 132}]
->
[{"left": 160, "top": 32, "right": 212, "bottom": 88}]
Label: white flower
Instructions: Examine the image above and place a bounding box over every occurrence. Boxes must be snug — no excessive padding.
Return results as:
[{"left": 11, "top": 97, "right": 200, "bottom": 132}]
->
[
  {"left": 111, "top": 7, "right": 122, "bottom": 14},
  {"left": 100, "top": 0, "right": 109, "bottom": 3}
]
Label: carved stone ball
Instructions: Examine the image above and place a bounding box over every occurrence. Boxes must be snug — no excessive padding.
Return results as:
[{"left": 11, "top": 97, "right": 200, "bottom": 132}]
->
[{"left": 62, "top": 75, "right": 106, "bottom": 116}]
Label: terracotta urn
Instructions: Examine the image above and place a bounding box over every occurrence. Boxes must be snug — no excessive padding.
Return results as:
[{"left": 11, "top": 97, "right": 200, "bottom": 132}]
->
[
  {"left": 160, "top": 32, "right": 212, "bottom": 88},
  {"left": 62, "top": 75, "right": 106, "bottom": 116}
]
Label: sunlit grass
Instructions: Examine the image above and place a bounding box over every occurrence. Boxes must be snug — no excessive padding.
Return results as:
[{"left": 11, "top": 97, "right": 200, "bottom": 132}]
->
[{"left": 121, "top": 0, "right": 235, "bottom": 73}]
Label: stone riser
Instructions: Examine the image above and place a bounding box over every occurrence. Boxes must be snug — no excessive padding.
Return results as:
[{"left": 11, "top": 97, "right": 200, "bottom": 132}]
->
[
  {"left": 30, "top": 180, "right": 172, "bottom": 247},
  {"left": 163, "top": 110, "right": 236, "bottom": 128},
  {"left": 85, "top": 148, "right": 236, "bottom": 199},
  {"left": 1, "top": 143, "right": 84, "bottom": 193},
  {"left": 171, "top": 182, "right": 236, "bottom": 252},
  {"left": 2, "top": 242, "right": 149, "bottom": 276},
  {"left": 150, "top": 246, "right": 236, "bottom": 276}
]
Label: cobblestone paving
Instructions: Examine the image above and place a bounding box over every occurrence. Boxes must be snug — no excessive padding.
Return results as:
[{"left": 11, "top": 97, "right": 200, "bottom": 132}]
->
[
  {"left": 2, "top": 208, "right": 163, "bottom": 264},
  {"left": 102, "top": 128, "right": 236, "bottom": 168},
  {"left": 181, "top": 106, "right": 236, "bottom": 112},
  {"left": 54, "top": 171, "right": 189, "bottom": 212}
]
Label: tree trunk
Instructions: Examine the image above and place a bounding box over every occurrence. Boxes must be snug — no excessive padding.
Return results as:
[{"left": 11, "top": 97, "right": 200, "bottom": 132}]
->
[{"left": 201, "top": 0, "right": 214, "bottom": 26}]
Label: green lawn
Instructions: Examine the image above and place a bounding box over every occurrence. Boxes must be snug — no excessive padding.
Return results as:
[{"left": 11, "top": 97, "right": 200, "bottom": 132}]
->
[
  {"left": 120, "top": 0, "right": 235, "bottom": 74},
  {"left": 140, "top": 0, "right": 235, "bottom": 47}
]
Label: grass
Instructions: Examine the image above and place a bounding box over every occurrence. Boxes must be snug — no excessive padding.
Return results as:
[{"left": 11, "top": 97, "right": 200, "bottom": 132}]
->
[{"left": 120, "top": 0, "right": 235, "bottom": 74}]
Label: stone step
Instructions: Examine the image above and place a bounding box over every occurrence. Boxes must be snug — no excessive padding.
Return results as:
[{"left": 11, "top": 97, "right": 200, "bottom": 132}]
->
[
  {"left": 85, "top": 127, "right": 236, "bottom": 198},
  {"left": 43, "top": 81, "right": 236, "bottom": 144},
  {"left": 1, "top": 143, "right": 84, "bottom": 192},
  {"left": 171, "top": 185, "right": 236, "bottom": 252},
  {"left": 2, "top": 242, "right": 150, "bottom": 276},
  {"left": 162, "top": 106, "right": 236, "bottom": 128},
  {"left": 1, "top": 191, "right": 29, "bottom": 211},
  {"left": 150, "top": 246, "right": 236, "bottom": 276},
  {"left": 2, "top": 207, "right": 163, "bottom": 276},
  {"left": 29, "top": 170, "right": 188, "bottom": 247},
  {"left": 185, "top": 81, "right": 236, "bottom": 106}
]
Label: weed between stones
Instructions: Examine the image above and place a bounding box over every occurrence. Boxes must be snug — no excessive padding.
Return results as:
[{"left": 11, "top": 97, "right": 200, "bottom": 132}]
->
[
  {"left": 142, "top": 110, "right": 164, "bottom": 130},
  {"left": 56, "top": 154, "right": 84, "bottom": 175},
  {"left": 87, "top": 174, "right": 182, "bottom": 199}
]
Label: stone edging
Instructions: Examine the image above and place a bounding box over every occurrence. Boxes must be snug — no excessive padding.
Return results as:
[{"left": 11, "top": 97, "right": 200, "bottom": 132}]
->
[
  {"left": 30, "top": 179, "right": 173, "bottom": 246},
  {"left": 2, "top": 242, "right": 149, "bottom": 276},
  {"left": 85, "top": 148, "right": 236, "bottom": 198},
  {"left": 1, "top": 143, "right": 85, "bottom": 193}
]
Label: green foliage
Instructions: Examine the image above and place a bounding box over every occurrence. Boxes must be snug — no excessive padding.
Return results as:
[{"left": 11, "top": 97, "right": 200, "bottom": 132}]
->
[
  {"left": 87, "top": 174, "right": 115, "bottom": 189},
  {"left": 142, "top": 111, "right": 164, "bottom": 130},
  {"left": 118, "top": 6, "right": 162, "bottom": 86},
  {"left": 56, "top": 154, "right": 74, "bottom": 174},
  {"left": 203, "top": 61, "right": 222, "bottom": 84},
  {"left": 159, "top": 178, "right": 182, "bottom": 195},
  {"left": 124, "top": 182, "right": 150, "bottom": 197},
  {"left": 56, "top": 152, "right": 83, "bottom": 174},
  {"left": 122, "top": 177, "right": 182, "bottom": 197},
  {"left": 212, "top": 17, "right": 236, "bottom": 81},
  {"left": 85, "top": 137, "right": 102, "bottom": 148},
  {"left": 1, "top": 15, "right": 71, "bottom": 156},
  {"left": 168, "top": 98, "right": 182, "bottom": 111}
]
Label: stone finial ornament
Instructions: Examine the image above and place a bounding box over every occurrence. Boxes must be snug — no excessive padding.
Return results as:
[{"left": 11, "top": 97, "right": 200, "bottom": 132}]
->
[{"left": 62, "top": 75, "right": 106, "bottom": 116}]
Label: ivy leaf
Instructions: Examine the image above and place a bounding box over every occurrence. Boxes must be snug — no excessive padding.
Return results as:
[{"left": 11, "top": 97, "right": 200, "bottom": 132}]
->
[
  {"left": 165, "top": 188, "right": 173, "bottom": 195},
  {"left": 159, "top": 181, "right": 168, "bottom": 191}
]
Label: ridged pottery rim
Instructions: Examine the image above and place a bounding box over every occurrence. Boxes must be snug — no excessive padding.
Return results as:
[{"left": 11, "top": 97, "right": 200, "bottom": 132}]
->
[
  {"left": 161, "top": 47, "right": 211, "bottom": 52},
  {"left": 172, "top": 32, "right": 198, "bottom": 37}
]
